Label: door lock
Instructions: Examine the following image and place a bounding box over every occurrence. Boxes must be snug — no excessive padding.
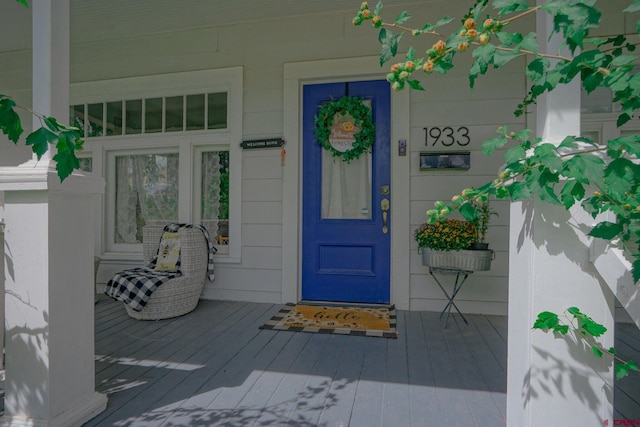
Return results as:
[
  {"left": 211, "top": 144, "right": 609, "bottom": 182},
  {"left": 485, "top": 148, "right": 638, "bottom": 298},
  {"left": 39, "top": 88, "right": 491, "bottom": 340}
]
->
[{"left": 381, "top": 198, "right": 390, "bottom": 234}]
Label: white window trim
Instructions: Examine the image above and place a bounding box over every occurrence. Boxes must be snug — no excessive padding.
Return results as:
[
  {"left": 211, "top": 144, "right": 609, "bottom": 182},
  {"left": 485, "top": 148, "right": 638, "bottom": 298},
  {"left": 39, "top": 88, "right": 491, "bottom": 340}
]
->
[{"left": 72, "top": 67, "right": 243, "bottom": 263}]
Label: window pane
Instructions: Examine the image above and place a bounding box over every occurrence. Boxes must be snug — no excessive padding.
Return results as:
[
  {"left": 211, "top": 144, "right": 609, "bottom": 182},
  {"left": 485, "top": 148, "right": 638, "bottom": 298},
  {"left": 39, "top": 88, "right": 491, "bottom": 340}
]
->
[
  {"left": 581, "top": 131, "right": 600, "bottom": 145},
  {"left": 186, "top": 94, "right": 205, "bottom": 131},
  {"left": 115, "top": 153, "right": 179, "bottom": 243},
  {"left": 165, "top": 96, "right": 184, "bottom": 132},
  {"left": 125, "top": 99, "right": 142, "bottom": 134},
  {"left": 201, "top": 151, "right": 230, "bottom": 245},
  {"left": 70, "top": 105, "right": 85, "bottom": 136},
  {"left": 581, "top": 87, "right": 613, "bottom": 113},
  {"left": 207, "top": 92, "right": 227, "bottom": 129},
  {"left": 145, "top": 98, "right": 162, "bottom": 133},
  {"left": 87, "top": 103, "right": 104, "bottom": 137},
  {"left": 106, "top": 101, "right": 123, "bottom": 136}
]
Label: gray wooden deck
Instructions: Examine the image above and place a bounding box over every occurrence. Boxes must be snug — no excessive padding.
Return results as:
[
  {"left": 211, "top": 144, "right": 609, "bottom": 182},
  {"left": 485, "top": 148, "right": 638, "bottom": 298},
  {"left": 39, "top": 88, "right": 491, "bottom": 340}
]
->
[{"left": 82, "top": 297, "right": 639, "bottom": 426}]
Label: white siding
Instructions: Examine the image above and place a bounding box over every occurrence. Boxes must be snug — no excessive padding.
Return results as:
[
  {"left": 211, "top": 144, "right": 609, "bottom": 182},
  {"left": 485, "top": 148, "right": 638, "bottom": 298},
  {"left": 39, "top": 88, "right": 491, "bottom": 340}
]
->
[{"left": 0, "top": 0, "right": 631, "bottom": 312}]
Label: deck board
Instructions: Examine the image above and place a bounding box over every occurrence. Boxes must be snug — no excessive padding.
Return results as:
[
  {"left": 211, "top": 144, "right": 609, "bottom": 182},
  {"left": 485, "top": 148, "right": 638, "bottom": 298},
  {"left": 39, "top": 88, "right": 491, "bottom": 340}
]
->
[
  {"left": 76, "top": 298, "right": 640, "bottom": 426},
  {"left": 614, "top": 322, "right": 640, "bottom": 420}
]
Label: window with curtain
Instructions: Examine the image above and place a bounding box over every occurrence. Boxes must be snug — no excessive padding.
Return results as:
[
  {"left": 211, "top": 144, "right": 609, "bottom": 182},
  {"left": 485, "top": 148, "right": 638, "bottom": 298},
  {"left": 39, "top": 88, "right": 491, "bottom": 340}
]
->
[
  {"left": 114, "top": 153, "right": 179, "bottom": 244},
  {"left": 201, "top": 150, "right": 230, "bottom": 246},
  {"left": 71, "top": 67, "right": 243, "bottom": 261}
]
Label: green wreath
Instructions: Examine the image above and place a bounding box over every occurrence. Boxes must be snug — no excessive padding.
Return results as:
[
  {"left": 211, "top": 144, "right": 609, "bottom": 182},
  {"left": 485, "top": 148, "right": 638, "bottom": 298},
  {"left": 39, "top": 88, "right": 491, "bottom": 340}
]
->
[{"left": 314, "top": 96, "right": 375, "bottom": 162}]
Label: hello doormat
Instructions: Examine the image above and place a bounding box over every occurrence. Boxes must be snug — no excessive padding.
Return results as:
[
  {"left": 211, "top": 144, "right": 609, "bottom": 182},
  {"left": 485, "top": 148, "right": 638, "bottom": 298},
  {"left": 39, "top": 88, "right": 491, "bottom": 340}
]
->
[{"left": 259, "top": 303, "right": 397, "bottom": 339}]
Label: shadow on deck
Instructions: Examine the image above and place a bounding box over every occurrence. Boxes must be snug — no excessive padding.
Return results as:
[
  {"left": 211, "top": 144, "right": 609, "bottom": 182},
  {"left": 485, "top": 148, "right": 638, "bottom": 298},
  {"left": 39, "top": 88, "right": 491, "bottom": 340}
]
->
[{"left": 81, "top": 297, "right": 638, "bottom": 426}]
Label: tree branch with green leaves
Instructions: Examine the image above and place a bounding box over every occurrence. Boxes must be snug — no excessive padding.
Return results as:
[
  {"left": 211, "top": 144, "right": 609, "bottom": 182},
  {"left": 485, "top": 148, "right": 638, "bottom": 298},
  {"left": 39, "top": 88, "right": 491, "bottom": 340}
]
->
[
  {"left": 0, "top": 94, "right": 84, "bottom": 181},
  {"left": 0, "top": 0, "right": 84, "bottom": 181},
  {"left": 534, "top": 307, "right": 639, "bottom": 379},
  {"left": 354, "top": 0, "right": 639, "bottom": 376},
  {"left": 353, "top": 0, "right": 639, "bottom": 280}
]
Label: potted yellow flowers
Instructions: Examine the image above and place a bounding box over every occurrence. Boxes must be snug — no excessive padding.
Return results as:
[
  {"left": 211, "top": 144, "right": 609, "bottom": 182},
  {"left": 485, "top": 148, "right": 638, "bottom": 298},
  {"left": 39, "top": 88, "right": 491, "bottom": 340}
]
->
[{"left": 414, "top": 218, "right": 493, "bottom": 271}]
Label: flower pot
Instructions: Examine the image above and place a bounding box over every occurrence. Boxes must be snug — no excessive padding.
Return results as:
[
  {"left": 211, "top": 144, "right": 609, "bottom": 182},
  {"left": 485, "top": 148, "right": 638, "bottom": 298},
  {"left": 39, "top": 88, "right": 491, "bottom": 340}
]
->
[
  {"left": 470, "top": 242, "right": 489, "bottom": 250},
  {"left": 421, "top": 248, "right": 493, "bottom": 271}
]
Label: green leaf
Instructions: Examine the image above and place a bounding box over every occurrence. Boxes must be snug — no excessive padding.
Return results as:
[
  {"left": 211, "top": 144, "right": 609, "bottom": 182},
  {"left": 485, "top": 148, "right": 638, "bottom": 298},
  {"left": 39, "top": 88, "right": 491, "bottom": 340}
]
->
[
  {"left": 616, "top": 363, "right": 630, "bottom": 379},
  {"left": 560, "top": 181, "right": 585, "bottom": 210},
  {"left": 567, "top": 306, "right": 581, "bottom": 315},
  {"left": 533, "top": 143, "right": 562, "bottom": 171},
  {"left": 374, "top": 0, "right": 383, "bottom": 16},
  {"left": 604, "top": 158, "right": 636, "bottom": 196},
  {"left": 517, "top": 32, "right": 539, "bottom": 55},
  {"left": 493, "top": 0, "right": 528, "bottom": 15},
  {"left": 16, "top": 0, "right": 28, "bottom": 7},
  {"left": 495, "top": 185, "right": 510, "bottom": 199},
  {"left": 608, "top": 347, "right": 617, "bottom": 355},
  {"left": 406, "top": 46, "right": 415, "bottom": 62},
  {"left": 493, "top": 50, "right": 522, "bottom": 68},
  {"left": 591, "top": 346, "right": 603, "bottom": 358},
  {"left": 589, "top": 221, "right": 623, "bottom": 240},
  {"left": 562, "top": 154, "right": 606, "bottom": 186},
  {"left": 481, "top": 136, "right": 508, "bottom": 155},
  {"left": 615, "top": 360, "right": 638, "bottom": 380},
  {"left": 583, "top": 73, "right": 603, "bottom": 94},
  {"left": 533, "top": 311, "right": 559, "bottom": 330},
  {"left": 633, "top": 258, "right": 640, "bottom": 283},
  {"left": 527, "top": 57, "right": 550, "bottom": 82},
  {"left": 407, "top": 79, "right": 424, "bottom": 90},
  {"left": 623, "top": 0, "right": 640, "bottom": 13},
  {"left": 460, "top": 202, "right": 478, "bottom": 221},
  {"left": 504, "top": 145, "right": 526, "bottom": 164},
  {"left": 472, "top": 44, "right": 497, "bottom": 75},
  {"left": 0, "top": 97, "right": 24, "bottom": 143},
  {"left": 507, "top": 181, "right": 533, "bottom": 201},
  {"left": 423, "top": 16, "right": 454, "bottom": 32},
  {"left": 553, "top": 324, "right": 569, "bottom": 334},
  {"left": 25, "top": 127, "right": 56, "bottom": 159},
  {"left": 617, "top": 112, "right": 632, "bottom": 127},
  {"left": 608, "top": 134, "right": 640, "bottom": 156},
  {"left": 379, "top": 30, "right": 402, "bottom": 66},
  {"left": 569, "top": 309, "right": 607, "bottom": 337},
  {"left": 43, "top": 116, "right": 61, "bottom": 132},
  {"left": 434, "top": 54, "right": 455, "bottom": 74},
  {"left": 542, "top": 1, "right": 601, "bottom": 52},
  {"left": 495, "top": 31, "right": 522, "bottom": 47},
  {"left": 605, "top": 67, "right": 631, "bottom": 92},
  {"left": 394, "top": 11, "right": 411, "bottom": 24},
  {"left": 611, "top": 54, "right": 637, "bottom": 67},
  {"left": 538, "top": 185, "right": 561, "bottom": 205},
  {"left": 53, "top": 135, "right": 80, "bottom": 182}
]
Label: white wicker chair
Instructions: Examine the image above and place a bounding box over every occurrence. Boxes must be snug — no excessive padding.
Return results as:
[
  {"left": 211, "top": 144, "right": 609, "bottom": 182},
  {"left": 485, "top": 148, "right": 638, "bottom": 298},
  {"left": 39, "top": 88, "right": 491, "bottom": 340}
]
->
[{"left": 125, "top": 225, "right": 209, "bottom": 320}]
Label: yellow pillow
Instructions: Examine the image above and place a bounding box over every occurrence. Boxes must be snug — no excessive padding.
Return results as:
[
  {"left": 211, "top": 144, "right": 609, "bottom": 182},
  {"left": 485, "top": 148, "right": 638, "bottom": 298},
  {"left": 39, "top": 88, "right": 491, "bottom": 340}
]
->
[{"left": 155, "top": 232, "right": 181, "bottom": 272}]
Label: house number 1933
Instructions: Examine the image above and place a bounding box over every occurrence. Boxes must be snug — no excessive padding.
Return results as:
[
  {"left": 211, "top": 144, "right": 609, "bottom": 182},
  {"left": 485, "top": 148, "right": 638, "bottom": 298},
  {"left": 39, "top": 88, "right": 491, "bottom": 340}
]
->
[{"left": 424, "top": 126, "right": 470, "bottom": 146}]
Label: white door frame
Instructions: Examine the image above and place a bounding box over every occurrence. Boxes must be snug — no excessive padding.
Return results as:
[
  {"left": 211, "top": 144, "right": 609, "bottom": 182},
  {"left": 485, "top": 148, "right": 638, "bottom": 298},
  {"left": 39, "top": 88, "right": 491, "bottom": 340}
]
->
[{"left": 282, "top": 56, "right": 411, "bottom": 309}]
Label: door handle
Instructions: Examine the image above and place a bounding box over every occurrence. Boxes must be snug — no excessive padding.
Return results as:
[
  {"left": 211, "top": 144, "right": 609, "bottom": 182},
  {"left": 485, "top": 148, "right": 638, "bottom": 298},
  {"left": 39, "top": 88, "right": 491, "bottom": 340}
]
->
[{"left": 381, "top": 198, "right": 390, "bottom": 234}]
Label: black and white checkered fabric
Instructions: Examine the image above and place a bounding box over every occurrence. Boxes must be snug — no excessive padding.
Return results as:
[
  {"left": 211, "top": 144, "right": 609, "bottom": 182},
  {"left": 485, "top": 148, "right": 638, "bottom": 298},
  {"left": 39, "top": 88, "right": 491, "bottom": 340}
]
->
[{"left": 104, "top": 223, "right": 217, "bottom": 312}]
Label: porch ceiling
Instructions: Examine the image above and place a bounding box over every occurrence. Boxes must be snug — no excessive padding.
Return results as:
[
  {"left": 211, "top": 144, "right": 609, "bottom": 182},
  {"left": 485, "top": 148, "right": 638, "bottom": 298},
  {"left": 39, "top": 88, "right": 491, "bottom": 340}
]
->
[{"left": 1, "top": 0, "right": 436, "bottom": 53}]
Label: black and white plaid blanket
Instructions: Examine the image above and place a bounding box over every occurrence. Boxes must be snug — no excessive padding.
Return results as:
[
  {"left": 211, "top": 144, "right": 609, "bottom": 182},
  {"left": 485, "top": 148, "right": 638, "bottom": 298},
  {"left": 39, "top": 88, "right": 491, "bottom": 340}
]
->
[{"left": 104, "top": 223, "right": 217, "bottom": 312}]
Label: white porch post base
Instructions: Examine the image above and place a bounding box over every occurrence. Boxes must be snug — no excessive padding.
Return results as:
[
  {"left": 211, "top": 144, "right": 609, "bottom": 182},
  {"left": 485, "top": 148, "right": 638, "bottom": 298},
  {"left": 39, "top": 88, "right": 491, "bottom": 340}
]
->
[
  {"left": 0, "top": 165, "right": 107, "bottom": 427},
  {"left": 1, "top": 392, "right": 107, "bottom": 427}
]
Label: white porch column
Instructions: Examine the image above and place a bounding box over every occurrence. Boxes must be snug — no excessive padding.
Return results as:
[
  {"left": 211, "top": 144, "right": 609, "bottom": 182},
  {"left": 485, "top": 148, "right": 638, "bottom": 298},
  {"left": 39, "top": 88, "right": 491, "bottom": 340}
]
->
[
  {"left": 0, "top": 1, "right": 107, "bottom": 426},
  {"left": 506, "top": 6, "right": 615, "bottom": 427}
]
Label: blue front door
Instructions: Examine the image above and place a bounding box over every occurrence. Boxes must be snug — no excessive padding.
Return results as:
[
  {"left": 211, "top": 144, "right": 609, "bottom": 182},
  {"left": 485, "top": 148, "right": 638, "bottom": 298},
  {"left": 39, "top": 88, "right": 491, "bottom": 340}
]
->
[{"left": 302, "top": 80, "right": 391, "bottom": 304}]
